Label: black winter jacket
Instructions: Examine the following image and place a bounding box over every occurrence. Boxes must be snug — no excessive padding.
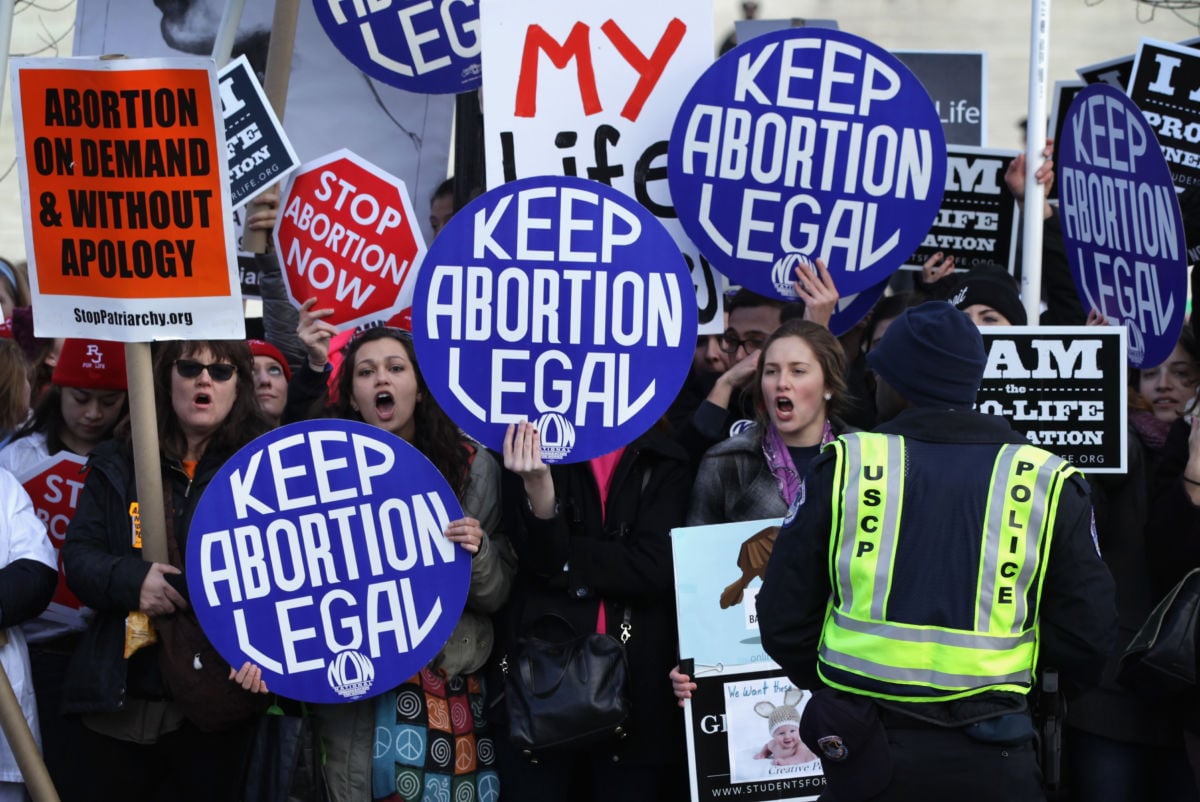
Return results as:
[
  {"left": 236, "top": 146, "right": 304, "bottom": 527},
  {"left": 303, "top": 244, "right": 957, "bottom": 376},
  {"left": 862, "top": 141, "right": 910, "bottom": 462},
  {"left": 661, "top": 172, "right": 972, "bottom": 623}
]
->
[
  {"left": 498, "top": 430, "right": 692, "bottom": 766},
  {"left": 61, "top": 440, "right": 227, "bottom": 714}
]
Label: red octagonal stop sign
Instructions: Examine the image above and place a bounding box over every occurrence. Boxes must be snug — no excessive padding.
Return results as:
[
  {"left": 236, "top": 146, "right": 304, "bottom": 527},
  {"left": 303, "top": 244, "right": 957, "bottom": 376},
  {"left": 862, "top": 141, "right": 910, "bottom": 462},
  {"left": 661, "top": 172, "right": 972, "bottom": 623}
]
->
[{"left": 275, "top": 149, "right": 427, "bottom": 330}]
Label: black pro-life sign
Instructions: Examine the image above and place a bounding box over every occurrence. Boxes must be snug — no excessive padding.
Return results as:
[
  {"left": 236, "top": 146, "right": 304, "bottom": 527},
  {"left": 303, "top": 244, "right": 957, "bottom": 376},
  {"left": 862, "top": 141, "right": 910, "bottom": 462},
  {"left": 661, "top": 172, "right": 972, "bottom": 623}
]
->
[
  {"left": 906, "top": 146, "right": 1018, "bottom": 274},
  {"left": 978, "top": 326, "right": 1128, "bottom": 474},
  {"left": 1128, "top": 38, "right": 1200, "bottom": 191},
  {"left": 218, "top": 55, "right": 300, "bottom": 209}
]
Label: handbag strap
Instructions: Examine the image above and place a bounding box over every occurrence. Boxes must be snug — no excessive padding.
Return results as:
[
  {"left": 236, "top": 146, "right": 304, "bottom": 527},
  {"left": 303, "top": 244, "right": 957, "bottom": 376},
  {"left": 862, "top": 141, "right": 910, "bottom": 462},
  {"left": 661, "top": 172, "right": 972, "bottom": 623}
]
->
[{"left": 518, "top": 644, "right": 574, "bottom": 699}]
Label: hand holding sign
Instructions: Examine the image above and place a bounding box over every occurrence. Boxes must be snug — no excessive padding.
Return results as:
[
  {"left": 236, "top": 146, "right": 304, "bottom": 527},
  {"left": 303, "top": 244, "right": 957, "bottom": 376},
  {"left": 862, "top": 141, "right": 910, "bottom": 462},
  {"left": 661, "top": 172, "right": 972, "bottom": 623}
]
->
[
  {"left": 503, "top": 422, "right": 555, "bottom": 520},
  {"left": 229, "top": 661, "right": 269, "bottom": 694},
  {"left": 442, "top": 516, "right": 485, "bottom": 555},
  {"left": 297, "top": 297, "right": 337, "bottom": 371},
  {"left": 921, "top": 252, "right": 957, "bottom": 285},
  {"left": 792, "top": 257, "right": 839, "bottom": 329},
  {"left": 245, "top": 186, "right": 281, "bottom": 233},
  {"left": 140, "top": 562, "right": 188, "bottom": 617}
]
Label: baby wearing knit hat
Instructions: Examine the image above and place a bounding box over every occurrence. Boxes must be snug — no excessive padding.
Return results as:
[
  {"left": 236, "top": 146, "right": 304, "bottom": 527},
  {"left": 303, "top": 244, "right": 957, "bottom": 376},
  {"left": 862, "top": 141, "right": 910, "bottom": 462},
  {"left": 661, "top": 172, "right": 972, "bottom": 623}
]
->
[{"left": 753, "top": 688, "right": 818, "bottom": 766}]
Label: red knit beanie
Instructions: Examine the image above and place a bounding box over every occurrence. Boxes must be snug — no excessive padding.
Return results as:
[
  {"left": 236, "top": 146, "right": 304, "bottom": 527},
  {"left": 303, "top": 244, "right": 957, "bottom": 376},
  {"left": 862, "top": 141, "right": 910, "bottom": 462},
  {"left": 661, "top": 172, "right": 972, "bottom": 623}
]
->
[
  {"left": 248, "top": 339, "right": 292, "bottom": 381},
  {"left": 51, "top": 339, "right": 127, "bottom": 391}
]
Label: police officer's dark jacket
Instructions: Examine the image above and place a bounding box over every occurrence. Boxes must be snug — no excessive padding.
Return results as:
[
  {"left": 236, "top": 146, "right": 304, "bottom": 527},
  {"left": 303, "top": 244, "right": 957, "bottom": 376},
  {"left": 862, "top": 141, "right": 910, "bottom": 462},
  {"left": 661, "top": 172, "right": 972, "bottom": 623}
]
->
[{"left": 757, "top": 406, "right": 1117, "bottom": 725}]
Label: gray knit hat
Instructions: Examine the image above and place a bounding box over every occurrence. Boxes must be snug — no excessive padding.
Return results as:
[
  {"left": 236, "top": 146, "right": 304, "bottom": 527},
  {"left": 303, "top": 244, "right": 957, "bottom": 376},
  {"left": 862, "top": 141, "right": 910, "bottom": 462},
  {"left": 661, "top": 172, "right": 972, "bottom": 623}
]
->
[{"left": 768, "top": 703, "right": 801, "bottom": 734}]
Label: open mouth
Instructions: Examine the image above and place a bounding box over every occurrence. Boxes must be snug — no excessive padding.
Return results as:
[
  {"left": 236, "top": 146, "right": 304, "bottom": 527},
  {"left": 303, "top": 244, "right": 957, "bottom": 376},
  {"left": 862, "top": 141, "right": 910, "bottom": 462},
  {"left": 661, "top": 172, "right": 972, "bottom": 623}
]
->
[
  {"left": 375, "top": 392, "right": 395, "bottom": 421},
  {"left": 194, "top": 392, "right": 212, "bottom": 407}
]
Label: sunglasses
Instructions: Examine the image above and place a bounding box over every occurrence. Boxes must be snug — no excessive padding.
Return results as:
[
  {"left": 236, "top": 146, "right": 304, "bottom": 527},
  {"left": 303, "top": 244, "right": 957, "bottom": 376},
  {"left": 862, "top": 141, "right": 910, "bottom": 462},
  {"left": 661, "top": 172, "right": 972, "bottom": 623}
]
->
[{"left": 174, "top": 359, "right": 236, "bottom": 382}]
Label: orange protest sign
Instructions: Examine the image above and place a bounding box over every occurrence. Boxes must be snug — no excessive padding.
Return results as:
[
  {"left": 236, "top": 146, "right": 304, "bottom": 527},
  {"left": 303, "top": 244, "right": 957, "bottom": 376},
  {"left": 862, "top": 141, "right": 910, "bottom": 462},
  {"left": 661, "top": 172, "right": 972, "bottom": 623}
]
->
[{"left": 12, "top": 58, "right": 244, "bottom": 341}]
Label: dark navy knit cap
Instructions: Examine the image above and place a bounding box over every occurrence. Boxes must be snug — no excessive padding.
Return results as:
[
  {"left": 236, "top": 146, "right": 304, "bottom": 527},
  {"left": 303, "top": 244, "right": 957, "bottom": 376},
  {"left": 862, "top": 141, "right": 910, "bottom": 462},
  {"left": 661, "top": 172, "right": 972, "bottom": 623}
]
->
[{"left": 867, "top": 301, "right": 986, "bottom": 409}]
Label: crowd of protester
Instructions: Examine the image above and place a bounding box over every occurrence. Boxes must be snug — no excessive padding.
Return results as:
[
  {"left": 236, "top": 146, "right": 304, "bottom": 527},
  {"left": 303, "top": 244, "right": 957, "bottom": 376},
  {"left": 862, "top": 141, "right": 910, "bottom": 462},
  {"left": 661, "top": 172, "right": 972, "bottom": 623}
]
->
[{"left": 0, "top": 142, "right": 1196, "bottom": 802}]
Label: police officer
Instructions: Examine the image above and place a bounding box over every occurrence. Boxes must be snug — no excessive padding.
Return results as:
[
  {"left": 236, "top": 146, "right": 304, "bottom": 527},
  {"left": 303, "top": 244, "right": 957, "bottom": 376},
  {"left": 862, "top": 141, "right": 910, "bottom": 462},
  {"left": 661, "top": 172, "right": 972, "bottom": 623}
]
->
[{"left": 757, "top": 301, "right": 1116, "bottom": 801}]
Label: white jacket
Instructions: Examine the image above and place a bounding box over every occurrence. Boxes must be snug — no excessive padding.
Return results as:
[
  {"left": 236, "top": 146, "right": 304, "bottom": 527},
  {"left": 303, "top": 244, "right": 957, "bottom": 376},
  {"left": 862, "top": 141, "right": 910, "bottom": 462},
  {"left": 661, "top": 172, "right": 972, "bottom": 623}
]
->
[
  {"left": 0, "top": 435, "right": 92, "bottom": 643},
  {"left": 0, "top": 466, "right": 56, "bottom": 783}
]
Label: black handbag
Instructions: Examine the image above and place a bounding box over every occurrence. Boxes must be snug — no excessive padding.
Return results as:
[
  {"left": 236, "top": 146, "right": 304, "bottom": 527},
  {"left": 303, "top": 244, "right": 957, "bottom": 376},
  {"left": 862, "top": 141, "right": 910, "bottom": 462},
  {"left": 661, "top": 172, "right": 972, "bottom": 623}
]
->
[
  {"left": 242, "top": 699, "right": 330, "bottom": 802},
  {"left": 1118, "top": 567, "right": 1200, "bottom": 702},
  {"left": 504, "top": 610, "right": 631, "bottom": 757}
]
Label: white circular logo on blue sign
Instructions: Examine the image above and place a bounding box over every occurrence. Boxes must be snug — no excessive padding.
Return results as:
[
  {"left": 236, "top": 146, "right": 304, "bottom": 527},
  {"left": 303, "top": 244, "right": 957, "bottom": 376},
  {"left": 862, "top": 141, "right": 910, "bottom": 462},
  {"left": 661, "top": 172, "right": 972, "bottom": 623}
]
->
[
  {"left": 413, "top": 175, "right": 697, "bottom": 463},
  {"left": 313, "top": 0, "right": 481, "bottom": 95},
  {"left": 186, "top": 419, "right": 468, "bottom": 704},
  {"left": 668, "top": 27, "right": 946, "bottom": 298},
  {"left": 1058, "top": 83, "right": 1186, "bottom": 369}
]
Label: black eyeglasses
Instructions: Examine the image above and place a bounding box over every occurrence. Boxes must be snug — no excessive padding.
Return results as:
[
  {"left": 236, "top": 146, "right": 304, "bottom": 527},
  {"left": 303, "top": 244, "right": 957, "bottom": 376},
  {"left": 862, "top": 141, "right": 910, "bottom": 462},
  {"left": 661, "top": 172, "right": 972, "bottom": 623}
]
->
[
  {"left": 174, "top": 359, "right": 236, "bottom": 382},
  {"left": 718, "top": 332, "right": 766, "bottom": 355}
]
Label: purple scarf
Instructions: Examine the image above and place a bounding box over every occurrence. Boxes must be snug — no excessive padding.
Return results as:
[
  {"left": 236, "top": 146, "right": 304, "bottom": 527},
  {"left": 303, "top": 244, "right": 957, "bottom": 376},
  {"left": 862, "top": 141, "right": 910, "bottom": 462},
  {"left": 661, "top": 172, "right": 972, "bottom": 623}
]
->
[
  {"left": 762, "top": 419, "right": 836, "bottom": 508},
  {"left": 1130, "top": 409, "right": 1173, "bottom": 451}
]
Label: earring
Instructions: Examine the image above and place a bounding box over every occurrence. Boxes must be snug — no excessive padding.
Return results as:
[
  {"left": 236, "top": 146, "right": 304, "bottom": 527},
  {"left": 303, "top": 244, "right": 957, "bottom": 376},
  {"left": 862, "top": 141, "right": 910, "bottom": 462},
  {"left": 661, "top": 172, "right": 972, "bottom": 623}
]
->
[{"left": 823, "top": 392, "right": 832, "bottom": 401}]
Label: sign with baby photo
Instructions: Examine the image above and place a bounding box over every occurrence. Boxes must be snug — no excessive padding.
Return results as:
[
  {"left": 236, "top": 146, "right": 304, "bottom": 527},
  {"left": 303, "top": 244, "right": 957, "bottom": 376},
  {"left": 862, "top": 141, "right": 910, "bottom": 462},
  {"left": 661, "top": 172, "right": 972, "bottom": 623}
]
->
[
  {"left": 673, "top": 520, "right": 824, "bottom": 802},
  {"left": 685, "top": 669, "right": 826, "bottom": 802}
]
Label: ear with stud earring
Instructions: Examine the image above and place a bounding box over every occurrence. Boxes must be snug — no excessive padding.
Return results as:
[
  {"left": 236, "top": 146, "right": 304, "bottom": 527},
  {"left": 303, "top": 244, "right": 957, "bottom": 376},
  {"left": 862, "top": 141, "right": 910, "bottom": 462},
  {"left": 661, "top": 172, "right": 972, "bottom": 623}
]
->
[{"left": 823, "top": 392, "right": 832, "bottom": 401}]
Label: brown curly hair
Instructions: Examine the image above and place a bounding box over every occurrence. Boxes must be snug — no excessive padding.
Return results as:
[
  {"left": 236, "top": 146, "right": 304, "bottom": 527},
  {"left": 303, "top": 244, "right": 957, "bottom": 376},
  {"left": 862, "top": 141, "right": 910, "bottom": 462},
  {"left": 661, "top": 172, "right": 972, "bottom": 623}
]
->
[{"left": 330, "top": 328, "right": 471, "bottom": 499}]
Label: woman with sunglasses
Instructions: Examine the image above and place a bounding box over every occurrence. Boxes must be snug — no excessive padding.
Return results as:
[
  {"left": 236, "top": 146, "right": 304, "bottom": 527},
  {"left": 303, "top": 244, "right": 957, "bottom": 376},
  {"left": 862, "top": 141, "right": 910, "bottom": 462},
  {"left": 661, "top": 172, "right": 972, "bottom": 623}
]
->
[
  {"left": 61, "top": 340, "right": 274, "bottom": 802},
  {"left": 309, "top": 325, "right": 514, "bottom": 802}
]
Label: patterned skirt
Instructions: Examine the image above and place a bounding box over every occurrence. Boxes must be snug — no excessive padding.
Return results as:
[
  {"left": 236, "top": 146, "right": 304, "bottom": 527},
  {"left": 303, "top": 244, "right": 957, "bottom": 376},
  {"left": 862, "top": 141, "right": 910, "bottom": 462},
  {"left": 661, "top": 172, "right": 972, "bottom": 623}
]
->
[{"left": 372, "top": 668, "right": 499, "bottom": 802}]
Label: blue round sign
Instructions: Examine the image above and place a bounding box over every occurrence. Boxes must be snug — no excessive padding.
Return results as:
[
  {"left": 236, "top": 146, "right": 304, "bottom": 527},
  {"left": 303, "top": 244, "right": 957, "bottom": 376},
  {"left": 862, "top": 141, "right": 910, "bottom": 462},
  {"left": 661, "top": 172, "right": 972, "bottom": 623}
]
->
[
  {"left": 830, "top": 276, "right": 890, "bottom": 338},
  {"left": 413, "top": 175, "right": 698, "bottom": 463},
  {"left": 186, "top": 419, "right": 468, "bottom": 704},
  {"left": 1058, "top": 83, "right": 1186, "bottom": 369},
  {"left": 668, "top": 27, "right": 946, "bottom": 299},
  {"left": 313, "top": 0, "right": 481, "bottom": 95}
]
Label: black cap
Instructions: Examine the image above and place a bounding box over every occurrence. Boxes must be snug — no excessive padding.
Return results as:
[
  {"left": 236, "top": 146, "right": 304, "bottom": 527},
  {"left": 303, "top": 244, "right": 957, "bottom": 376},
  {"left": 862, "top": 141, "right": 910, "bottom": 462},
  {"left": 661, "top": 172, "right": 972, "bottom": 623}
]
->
[
  {"left": 799, "top": 690, "right": 893, "bottom": 800},
  {"left": 949, "top": 271, "right": 1027, "bottom": 326}
]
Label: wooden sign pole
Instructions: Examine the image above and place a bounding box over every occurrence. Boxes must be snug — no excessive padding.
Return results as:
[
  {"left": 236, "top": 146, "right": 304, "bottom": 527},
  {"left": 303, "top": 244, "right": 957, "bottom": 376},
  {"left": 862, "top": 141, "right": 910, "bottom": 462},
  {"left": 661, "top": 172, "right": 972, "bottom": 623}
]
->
[
  {"left": 0, "top": 630, "right": 62, "bottom": 802},
  {"left": 125, "top": 342, "right": 167, "bottom": 564}
]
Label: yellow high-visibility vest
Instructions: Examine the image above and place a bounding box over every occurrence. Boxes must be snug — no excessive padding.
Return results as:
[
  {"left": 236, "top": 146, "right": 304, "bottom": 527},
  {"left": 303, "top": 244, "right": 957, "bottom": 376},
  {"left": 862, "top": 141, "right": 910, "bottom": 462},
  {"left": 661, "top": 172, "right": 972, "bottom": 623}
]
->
[{"left": 817, "top": 432, "right": 1076, "bottom": 702}]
